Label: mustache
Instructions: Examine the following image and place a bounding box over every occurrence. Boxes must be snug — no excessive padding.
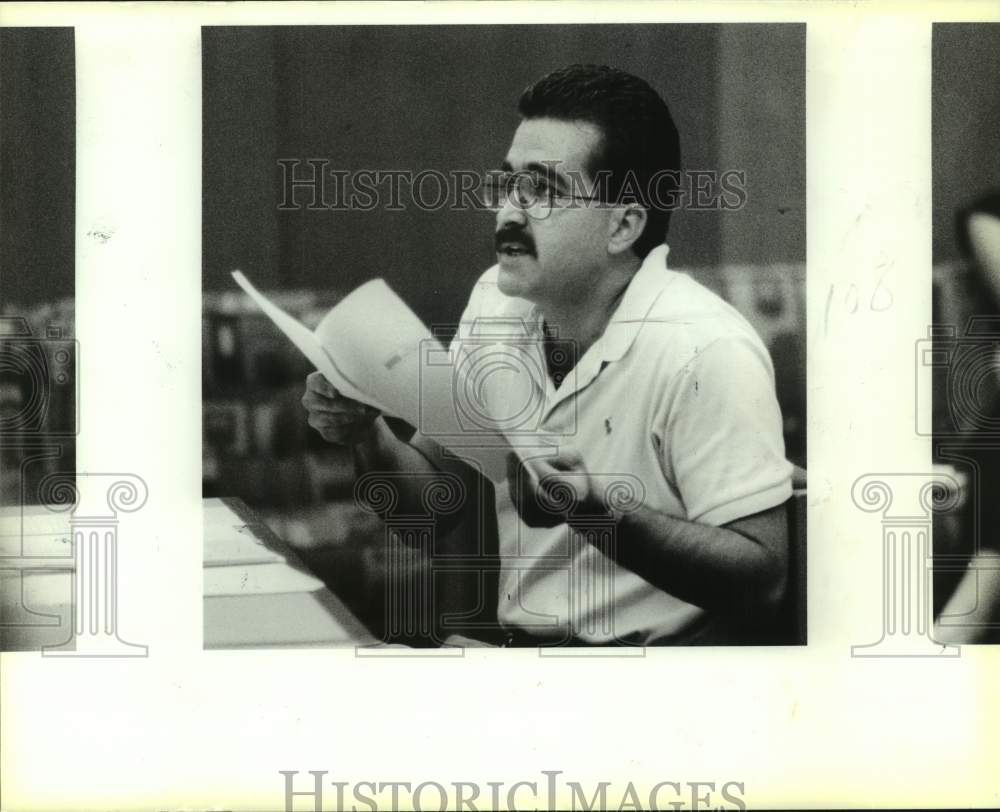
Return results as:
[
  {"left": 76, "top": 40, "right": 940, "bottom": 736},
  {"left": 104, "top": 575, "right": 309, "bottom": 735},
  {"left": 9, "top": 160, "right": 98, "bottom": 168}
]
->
[{"left": 494, "top": 225, "right": 536, "bottom": 255}]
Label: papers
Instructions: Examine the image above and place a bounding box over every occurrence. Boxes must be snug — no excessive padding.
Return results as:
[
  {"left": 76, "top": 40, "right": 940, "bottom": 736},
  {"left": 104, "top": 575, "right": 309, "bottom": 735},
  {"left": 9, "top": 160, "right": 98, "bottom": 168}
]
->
[
  {"left": 0, "top": 506, "right": 73, "bottom": 538},
  {"left": 201, "top": 498, "right": 374, "bottom": 647},
  {"left": 231, "top": 271, "right": 382, "bottom": 410},
  {"left": 203, "top": 499, "right": 319, "bottom": 595},
  {"left": 312, "top": 278, "right": 434, "bottom": 427},
  {"left": 0, "top": 569, "right": 73, "bottom": 652},
  {"left": 0, "top": 507, "right": 74, "bottom": 560},
  {"left": 203, "top": 562, "right": 325, "bottom": 597},
  {"left": 202, "top": 525, "right": 285, "bottom": 568},
  {"left": 231, "top": 270, "right": 551, "bottom": 482},
  {"left": 203, "top": 499, "right": 285, "bottom": 567},
  {"left": 204, "top": 592, "right": 373, "bottom": 648}
]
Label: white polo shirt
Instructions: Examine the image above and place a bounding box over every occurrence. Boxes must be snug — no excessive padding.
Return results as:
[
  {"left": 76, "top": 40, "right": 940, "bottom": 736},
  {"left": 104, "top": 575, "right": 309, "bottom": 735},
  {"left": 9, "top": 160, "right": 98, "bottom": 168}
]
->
[{"left": 451, "top": 244, "right": 793, "bottom": 644}]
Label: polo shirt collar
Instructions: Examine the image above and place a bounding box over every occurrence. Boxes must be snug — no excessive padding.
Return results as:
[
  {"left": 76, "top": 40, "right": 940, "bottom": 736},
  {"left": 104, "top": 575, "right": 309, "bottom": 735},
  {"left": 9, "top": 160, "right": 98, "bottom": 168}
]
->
[
  {"left": 522, "top": 243, "right": 671, "bottom": 346},
  {"left": 537, "top": 244, "right": 672, "bottom": 410},
  {"left": 593, "top": 243, "right": 672, "bottom": 364}
]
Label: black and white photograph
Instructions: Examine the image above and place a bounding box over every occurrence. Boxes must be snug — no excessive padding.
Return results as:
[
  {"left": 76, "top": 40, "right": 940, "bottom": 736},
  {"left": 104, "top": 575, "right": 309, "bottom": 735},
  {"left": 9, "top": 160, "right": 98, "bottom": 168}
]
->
[
  {"left": 930, "top": 22, "right": 1000, "bottom": 644},
  {"left": 2, "top": 3, "right": 1000, "bottom": 812},
  {"left": 0, "top": 27, "right": 78, "bottom": 652},
  {"left": 201, "top": 25, "right": 806, "bottom": 649}
]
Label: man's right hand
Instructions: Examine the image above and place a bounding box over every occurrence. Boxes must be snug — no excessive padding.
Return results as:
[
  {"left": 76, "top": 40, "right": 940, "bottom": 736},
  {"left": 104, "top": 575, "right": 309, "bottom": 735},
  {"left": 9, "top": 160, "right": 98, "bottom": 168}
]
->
[{"left": 301, "top": 371, "right": 381, "bottom": 446}]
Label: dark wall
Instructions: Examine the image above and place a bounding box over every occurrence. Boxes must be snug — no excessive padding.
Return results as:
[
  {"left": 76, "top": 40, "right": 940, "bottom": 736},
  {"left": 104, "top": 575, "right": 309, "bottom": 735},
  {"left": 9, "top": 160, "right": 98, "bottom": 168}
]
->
[
  {"left": 933, "top": 24, "right": 1000, "bottom": 264},
  {"left": 0, "top": 28, "right": 75, "bottom": 307},
  {"left": 718, "top": 25, "right": 805, "bottom": 268},
  {"left": 203, "top": 25, "right": 805, "bottom": 330}
]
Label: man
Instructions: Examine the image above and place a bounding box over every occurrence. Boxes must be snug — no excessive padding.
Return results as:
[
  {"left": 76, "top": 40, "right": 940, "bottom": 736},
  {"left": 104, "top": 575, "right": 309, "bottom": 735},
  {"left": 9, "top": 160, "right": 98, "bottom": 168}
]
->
[{"left": 302, "top": 65, "right": 793, "bottom": 645}]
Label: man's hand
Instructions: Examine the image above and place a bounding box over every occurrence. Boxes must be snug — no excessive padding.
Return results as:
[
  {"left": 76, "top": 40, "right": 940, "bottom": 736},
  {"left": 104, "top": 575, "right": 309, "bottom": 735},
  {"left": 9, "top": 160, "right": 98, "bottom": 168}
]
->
[
  {"left": 301, "top": 371, "right": 381, "bottom": 446},
  {"left": 506, "top": 448, "right": 601, "bottom": 527},
  {"left": 506, "top": 447, "right": 789, "bottom": 620}
]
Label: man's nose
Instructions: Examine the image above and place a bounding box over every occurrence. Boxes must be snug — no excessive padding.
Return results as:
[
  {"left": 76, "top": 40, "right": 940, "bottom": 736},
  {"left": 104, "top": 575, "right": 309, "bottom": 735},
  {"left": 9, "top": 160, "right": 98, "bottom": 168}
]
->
[{"left": 495, "top": 194, "right": 529, "bottom": 229}]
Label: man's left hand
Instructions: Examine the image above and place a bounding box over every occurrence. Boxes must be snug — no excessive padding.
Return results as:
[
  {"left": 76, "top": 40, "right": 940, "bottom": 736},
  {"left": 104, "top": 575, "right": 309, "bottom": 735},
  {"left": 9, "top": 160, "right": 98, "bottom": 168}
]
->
[{"left": 506, "top": 448, "right": 603, "bottom": 528}]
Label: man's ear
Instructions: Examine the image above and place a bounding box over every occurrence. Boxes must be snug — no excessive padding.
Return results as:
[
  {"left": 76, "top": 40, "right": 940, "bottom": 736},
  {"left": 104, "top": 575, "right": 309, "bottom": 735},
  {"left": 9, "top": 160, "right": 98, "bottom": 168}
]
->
[{"left": 607, "top": 204, "right": 648, "bottom": 256}]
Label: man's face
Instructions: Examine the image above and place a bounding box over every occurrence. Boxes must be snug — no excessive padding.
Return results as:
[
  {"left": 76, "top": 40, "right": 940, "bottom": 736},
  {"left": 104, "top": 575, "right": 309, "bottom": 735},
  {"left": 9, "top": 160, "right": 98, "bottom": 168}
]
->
[{"left": 493, "top": 118, "right": 616, "bottom": 305}]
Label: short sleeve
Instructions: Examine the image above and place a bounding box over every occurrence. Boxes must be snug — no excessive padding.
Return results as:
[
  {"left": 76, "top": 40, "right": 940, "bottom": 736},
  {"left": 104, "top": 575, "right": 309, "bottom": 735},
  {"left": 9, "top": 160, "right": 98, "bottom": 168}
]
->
[{"left": 659, "top": 334, "right": 793, "bottom": 526}]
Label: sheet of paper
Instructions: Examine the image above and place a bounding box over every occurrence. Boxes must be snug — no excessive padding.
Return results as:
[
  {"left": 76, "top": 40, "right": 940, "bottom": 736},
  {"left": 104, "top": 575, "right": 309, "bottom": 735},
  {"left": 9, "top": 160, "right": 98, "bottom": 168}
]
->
[
  {"left": 232, "top": 271, "right": 557, "bottom": 483},
  {"left": 231, "top": 270, "right": 384, "bottom": 411},
  {"left": 313, "top": 278, "right": 434, "bottom": 426},
  {"left": 315, "top": 278, "right": 558, "bottom": 480},
  {"left": 0, "top": 508, "right": 72, "bottom": 538},
  {"left": 0, "top": 569, "right": 73, "bottom": 652},
  {"left": 0, "top": 534, "right": 74, "bottom": 561},
  {"left": 0, "top": 508, "right": 74, "bottom": 560},
  {"left": 203, "top": 562, "right": 325, "bottom": 597},
  {"left": 204, "top": 591, "right": 372, "bottom": 648},
  {"left": 202, "top": 499, "right": 287, "bottom": 566},
  {"left": 203, "top": 529, "right": 285, "bottom": 567}
]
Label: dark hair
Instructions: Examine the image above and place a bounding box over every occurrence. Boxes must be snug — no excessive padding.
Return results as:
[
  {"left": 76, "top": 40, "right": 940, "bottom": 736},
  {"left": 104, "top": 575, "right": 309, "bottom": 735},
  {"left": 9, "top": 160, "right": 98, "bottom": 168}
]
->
[
  {"left": 517, "top": 64, "right": 681, "bottom": 259},
  {"left": 956, "top": 189, "right": 1000, "bottom": 259}
]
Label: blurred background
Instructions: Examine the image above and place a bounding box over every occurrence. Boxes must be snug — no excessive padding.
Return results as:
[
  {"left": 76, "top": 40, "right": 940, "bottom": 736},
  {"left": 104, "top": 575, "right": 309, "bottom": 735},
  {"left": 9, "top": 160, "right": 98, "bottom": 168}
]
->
[
  {"left": 0, "top": 28, "right": 76, "bottom": 508},
  {"left": 932, "top": 25, "right": 1000, "bottom": 271},
  {"left": 931, "top": 23, "right": 1000, "bottom": 635},
  {"left": 201, "top": 25, "right": 806, "bottom": 640}
]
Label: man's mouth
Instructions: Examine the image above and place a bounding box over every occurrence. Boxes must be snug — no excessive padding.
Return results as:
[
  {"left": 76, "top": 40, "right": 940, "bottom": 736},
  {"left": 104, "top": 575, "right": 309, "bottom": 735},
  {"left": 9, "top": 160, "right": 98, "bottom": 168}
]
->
[
  {"left": 495, "top": 234, "right": 535, "bottom": 257},
  {"left": 497, "top": 242, "right": 532, "bottom": 257}
]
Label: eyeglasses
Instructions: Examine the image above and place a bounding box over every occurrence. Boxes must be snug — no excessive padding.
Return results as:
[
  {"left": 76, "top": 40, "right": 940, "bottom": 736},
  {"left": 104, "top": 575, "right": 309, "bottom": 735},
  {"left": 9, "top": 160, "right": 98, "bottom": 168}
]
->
[{"left": 484, "top": 171, "right": 602, "bottom": 219}]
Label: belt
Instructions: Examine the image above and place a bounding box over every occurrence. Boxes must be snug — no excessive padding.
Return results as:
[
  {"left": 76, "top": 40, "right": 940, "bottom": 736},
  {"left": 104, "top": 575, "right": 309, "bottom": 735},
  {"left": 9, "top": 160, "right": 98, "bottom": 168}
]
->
[{"left": 499, "top": 627, "right": 639, "bottom": 648}]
